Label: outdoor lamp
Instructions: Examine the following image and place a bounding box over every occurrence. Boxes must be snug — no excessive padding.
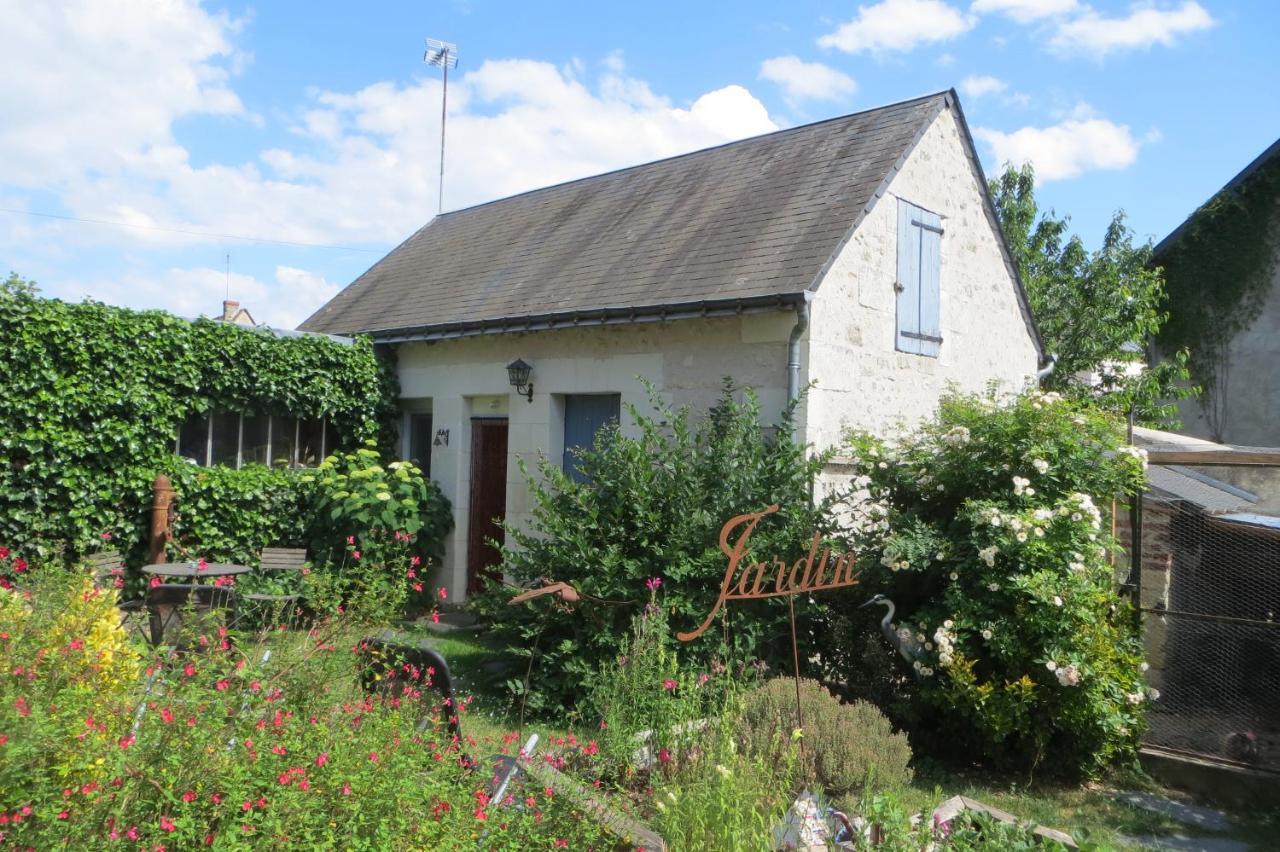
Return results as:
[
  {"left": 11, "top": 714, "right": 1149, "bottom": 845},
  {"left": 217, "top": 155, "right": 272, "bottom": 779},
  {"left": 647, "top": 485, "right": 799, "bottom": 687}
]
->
[{"left": 506, "top": 358, "right": 534, "bottom": 402}]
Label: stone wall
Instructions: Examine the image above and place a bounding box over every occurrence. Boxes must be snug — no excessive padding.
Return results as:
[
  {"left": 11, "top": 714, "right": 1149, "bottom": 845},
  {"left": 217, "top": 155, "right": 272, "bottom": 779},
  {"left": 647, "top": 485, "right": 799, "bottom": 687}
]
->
[{"left": 801, "top": 106, "right": 1041, "bottom": 451}]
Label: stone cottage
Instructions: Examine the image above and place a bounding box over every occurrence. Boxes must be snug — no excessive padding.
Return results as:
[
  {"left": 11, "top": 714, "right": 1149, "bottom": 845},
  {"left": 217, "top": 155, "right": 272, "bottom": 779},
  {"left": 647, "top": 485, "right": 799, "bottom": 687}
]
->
[{"left": 301, "top": 89, "right": 1044, "bottom": 599}]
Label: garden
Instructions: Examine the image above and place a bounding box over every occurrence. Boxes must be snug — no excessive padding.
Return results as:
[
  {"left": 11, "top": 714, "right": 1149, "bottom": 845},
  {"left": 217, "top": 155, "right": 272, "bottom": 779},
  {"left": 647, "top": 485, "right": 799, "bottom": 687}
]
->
[{"left": 1, "top": 282, "right": 1273, "bottom": 849}]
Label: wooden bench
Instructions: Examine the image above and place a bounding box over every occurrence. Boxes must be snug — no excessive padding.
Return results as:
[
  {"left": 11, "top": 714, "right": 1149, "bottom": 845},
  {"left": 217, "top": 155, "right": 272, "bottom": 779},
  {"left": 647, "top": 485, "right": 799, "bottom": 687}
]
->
[{"left": 86, "top": 549, "right": 147, "bottom": 636}]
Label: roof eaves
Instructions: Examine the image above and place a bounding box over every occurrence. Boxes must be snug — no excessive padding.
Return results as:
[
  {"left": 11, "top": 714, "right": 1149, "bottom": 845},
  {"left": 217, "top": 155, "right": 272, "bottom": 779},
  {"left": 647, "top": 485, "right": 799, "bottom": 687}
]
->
[{"left": 366, "top": 293, "right": 807, "bottom": 344}]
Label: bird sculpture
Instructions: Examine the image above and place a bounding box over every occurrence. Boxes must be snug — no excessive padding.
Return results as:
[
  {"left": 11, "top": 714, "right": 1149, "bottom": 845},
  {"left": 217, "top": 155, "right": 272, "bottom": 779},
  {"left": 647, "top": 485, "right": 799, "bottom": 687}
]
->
[{"left": 859, "top": 594, "right": 925, "bottom": 668}]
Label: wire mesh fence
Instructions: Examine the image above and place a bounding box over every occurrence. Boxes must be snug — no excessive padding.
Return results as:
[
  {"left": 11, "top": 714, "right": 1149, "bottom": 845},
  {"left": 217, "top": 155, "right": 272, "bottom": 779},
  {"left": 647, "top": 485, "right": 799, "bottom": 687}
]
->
[{"left": 1124, "top": 461, "right": 1280, "bottom": 770}]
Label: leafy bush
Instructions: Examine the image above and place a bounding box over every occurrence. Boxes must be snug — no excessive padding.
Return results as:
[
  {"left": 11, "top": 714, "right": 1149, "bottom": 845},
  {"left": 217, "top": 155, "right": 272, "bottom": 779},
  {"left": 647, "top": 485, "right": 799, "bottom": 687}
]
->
[
  {"left": 739, "top": 677, "right": 912, "bottom": 798},
  {"left": 0, "top": 565, "right": 606, "bottom": 848},
  {"left": 586, "top": 586, "right": 743, "bottom": 781},
  {"left": 304, "top": 442, "right": 452, "bottom": 569},
  {"left": 0, "top": 274, "right": 396, "bottom": 564},
  {"left": 474, "top": 382, "right": 836, "bottom": 715},
  {"left": 826, "top": 389, "right": 1151, "bottom": 778},
  {"left": 166, "top": 463, "right": 308, "bottom": 566}
]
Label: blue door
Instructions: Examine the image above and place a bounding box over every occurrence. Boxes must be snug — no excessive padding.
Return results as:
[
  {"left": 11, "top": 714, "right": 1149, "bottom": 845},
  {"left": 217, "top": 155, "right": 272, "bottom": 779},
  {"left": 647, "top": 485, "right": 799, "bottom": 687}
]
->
[{"left": 563, "top": 394, "right": 621, "bottom": 482}]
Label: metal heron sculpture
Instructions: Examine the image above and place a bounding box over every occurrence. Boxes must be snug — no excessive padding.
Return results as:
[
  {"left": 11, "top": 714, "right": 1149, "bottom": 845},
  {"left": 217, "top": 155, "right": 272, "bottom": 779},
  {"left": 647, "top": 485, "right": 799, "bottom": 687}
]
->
[{"left": 859, "top": 593, "right": 925, "bottom": 668}]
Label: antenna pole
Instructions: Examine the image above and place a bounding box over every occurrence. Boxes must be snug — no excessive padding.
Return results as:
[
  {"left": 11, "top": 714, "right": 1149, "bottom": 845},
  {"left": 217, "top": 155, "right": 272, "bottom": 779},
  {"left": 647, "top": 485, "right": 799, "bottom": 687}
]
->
[
  {"left": 225, "top": 252, "right": 230, "bottom": 300},
  {"left": 439, "top": 51, "right": 448, "bottom": 215}
]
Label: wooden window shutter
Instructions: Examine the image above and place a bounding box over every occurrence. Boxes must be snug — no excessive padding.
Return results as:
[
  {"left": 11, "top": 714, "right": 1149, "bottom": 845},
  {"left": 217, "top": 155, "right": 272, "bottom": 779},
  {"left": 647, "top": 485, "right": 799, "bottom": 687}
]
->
[
  {"left": 896, "top": 200, "right": 922, "bottom": 354},
  {"left": 896, "top": 199, "right": 943, "bottom": 358}
]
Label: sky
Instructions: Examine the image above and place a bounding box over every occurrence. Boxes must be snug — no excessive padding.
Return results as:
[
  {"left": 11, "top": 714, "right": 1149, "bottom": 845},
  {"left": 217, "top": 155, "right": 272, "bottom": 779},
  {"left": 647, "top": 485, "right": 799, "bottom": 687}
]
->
[{"left": 1, "top": 0, "right": 1277, "bottom": 330}]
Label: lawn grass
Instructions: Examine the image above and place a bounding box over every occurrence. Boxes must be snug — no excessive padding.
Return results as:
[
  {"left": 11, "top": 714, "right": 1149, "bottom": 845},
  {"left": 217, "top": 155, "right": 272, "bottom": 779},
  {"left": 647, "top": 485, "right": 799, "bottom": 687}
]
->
[{"left": 414, "top": 625, "right": 1274, "bottom": 851}]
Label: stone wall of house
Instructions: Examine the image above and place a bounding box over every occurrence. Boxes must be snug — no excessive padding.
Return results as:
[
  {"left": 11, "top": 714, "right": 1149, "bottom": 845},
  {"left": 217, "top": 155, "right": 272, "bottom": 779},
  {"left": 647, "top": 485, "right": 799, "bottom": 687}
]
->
[
  {"left": 1169, "top": 260, "right": 1280, "bottom": 446},
  {"left": 801, "top": 106, "right": 1041, "bottom": 452},
  {"left": 395, "top": 312, "right": 795, "bottom": 598}
]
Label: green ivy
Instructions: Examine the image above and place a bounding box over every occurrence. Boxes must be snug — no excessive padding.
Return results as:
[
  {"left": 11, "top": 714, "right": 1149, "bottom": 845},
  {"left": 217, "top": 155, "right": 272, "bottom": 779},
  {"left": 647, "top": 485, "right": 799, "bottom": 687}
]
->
[
  {"left": 1157, "top": 153, "right": 1280, "bottom": 420},
  {"left": 0, "top": 274, "right": 398, "bottom": 564}
]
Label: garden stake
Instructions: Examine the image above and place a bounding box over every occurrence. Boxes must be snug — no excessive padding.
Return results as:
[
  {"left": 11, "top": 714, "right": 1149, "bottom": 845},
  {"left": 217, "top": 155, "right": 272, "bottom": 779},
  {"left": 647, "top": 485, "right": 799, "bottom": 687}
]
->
[{"left": 787, "top": 590, "right": 805, "bottom": 761}]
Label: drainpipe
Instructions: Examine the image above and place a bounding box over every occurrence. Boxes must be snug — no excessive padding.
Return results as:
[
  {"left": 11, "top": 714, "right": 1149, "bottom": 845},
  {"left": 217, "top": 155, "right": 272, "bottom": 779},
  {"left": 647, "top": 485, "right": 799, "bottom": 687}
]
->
[
  {"left": 1036, "top": 354, "right": 1057, "bottom": 385},
  {"left": 787, "top": 295, "right": 812, "bottom": 403}
]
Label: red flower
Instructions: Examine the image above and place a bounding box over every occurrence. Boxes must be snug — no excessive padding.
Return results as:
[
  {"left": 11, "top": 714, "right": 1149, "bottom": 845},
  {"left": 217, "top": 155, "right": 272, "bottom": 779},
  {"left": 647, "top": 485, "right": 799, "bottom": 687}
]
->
[
  {"left": 181, "top": 791, "right": 196, "bottom": 803},
  {"left": 368, "top": 751, "right": 379, "bottom": 762},
  {"left": 431, "top": 611, "right": 440, "bottom": 624},
  {"left": 410, "top": 555, "right": 421, "bottom": 567},
  {"left": 341, "top": 783, "right": 352, "bottom": 796},
  {"left": 100, "top": 531, "right": 113, "bottom": 541},
  {"left": 346, "top": 536, "right": 356, "bottom": 545},
  {"left": 150, "top": 576, "right": 163, "bottom": 588},
  {"left": 413, "top": 583, "right": 424, "bottom": 593},
  {"left": 352, "top": 551, "right": 361, "bottom": 561},
  {"left": 315, "top": 752, "right": 328, "bottom": 767},
  {"left": 13, "top": 558, "right": 27, "bottom": 573},
  {"left": 159, "top": 815, "right": 176, "bottom": 832},
  {"left": 555, "top": 840, "right": 569, "bottom": 848},
  {"left": 0, "top": 547, "right": 9, "bottom": 559},
  {"left": 662, "top": 679, "right": 678, "bottom": 691},
  {"left": 183, "top": 663, "right": 197, "bottom": 678},
  {"left": 215, "top": 679, "right": 229, "bottom": 691},
  {"left": 584, "top": 740, "right": 599, "bottom": 756},
  {"left": 210, "top": 793, "right": 222, "bottom": 805},
  {"left": 658, "top": 748, "right": 671, "bottom": 764},
  {"left": 118, "top": 734, "right": 136, "bottom": 750},
  {"left": 57, "top": 810, "right": 69, "bottom": 820},
  {"left": 437, "top": 586, "right": 448, "bottom": 601},
  {"left": 0, "top": 734, "right": 7, "bottom": 746}
]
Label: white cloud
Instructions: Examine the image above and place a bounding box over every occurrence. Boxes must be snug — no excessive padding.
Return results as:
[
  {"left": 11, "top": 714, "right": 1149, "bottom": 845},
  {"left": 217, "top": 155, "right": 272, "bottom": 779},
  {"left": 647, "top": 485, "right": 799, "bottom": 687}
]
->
[
  {"left": 759, "top": 56, "right": 857, "bottom": 105},
  {"left": 974, "top": 111, "right": 1144, "bottom": 181},
  {"left": 818, "top": 0, "right": 976, "bottom": 54},
  {"left": 0, "top": 0, "right": 245, "bottom": 188},
  {"left": 959, "top": 75, "right": 1008, "bottom": 99},
  {"left": 1050, "top": 1, "right": 1214, "bottom": 57},
  {"left": 1, "top": 2, "right": 781, "bottom": 322},
  {"left": 71, "top": 265, "right": 340, "bottom": 330},
  {"left": 970, "top": 0, "right": 1079, "bottom": 22}
]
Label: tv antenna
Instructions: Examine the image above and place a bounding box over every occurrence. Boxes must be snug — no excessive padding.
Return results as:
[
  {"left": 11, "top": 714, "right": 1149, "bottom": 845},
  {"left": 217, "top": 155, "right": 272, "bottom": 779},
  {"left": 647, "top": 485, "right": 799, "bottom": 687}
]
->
[{"left": 423, "top": 38, "right": 458, "bottom": 215}]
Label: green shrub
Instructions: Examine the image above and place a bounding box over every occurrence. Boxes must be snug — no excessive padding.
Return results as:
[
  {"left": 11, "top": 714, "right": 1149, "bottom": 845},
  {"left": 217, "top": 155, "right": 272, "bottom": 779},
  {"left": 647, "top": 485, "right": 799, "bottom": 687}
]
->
[
  {"left": 0, "top": 275, "right": 396, "bottom": 565},
  {"left": 303, "top": 441, "right": 452, "bottom": 570},
  {"left": 473, "top": 382, "right": 837, "bottom": 716},
  {"left": 740, "top": 677, "right": 912, "bottom": 798},
  {"left": 166, "top": 463, "right": 307, "bottom": 566},
  {"left": 826, "top": 389, "right": 1151, "bottom": 778}
]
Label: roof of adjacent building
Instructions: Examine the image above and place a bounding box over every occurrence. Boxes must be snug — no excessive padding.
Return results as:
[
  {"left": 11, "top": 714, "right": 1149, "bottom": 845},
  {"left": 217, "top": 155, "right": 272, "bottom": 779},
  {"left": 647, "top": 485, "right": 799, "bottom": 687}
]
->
[{"left": 301, "top": 89, "right": 1032, "bottom": 344}]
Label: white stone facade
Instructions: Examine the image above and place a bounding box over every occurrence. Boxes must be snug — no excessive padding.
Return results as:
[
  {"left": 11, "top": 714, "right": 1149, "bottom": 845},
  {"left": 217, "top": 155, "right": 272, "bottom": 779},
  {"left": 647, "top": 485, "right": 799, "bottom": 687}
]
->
[{"left": 396, "top": 105, "right": 1040, "bottom": 600}]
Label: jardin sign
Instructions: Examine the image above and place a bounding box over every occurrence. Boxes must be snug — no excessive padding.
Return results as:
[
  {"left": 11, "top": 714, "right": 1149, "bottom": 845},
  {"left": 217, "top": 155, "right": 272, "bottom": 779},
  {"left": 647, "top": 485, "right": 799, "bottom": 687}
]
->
[{"left": 676, "top": 504, "right": 863, "bottom": 642}]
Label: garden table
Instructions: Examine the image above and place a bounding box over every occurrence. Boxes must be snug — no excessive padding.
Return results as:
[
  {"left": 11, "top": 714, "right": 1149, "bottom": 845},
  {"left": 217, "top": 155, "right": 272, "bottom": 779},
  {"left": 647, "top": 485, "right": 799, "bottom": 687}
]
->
[
  {"left": 142, "top": 562, "right": 252, "bottom": 582},
  {"left": 142, "top": 563, "right": 248, "bottom": 644}
]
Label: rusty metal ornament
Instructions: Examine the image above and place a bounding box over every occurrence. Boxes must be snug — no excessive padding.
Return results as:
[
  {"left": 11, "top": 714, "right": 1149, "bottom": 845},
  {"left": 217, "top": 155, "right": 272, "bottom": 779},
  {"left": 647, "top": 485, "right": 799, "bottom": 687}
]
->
[{"left": 675, "top": 504, "right": 862, "bottom": 642}]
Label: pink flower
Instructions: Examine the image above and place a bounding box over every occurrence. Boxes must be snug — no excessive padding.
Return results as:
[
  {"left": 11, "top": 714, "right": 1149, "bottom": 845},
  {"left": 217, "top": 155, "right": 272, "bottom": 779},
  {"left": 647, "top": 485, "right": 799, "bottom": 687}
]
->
[
  {"left": 341, "top": 783, "right": 352, "bottom": 796},
  {"left": 352, "top": 551, "right": 361, "bottom": 561},
  {"left": 431, "top": 611, "right": 440, "bottom": 624},
  {"left": 100, "top": 531, "right": 113, "bottom": 541},
  {"left": 183, "top": 663, "right": 197, "bottom": 678},
  {"left": 57, "top": 810, "right": 69, "bottom": 820},
  {"left": 181, "top": 791, "right": 196, "bottom": 803},
  {"left": 149, "top": 576, "right": 163, "bottom": 588},
  {"left": 13, "top": 557, "right": 27, "bottom": 573},
  {"left": 215, "top": 679, "right": 229, "bottom": 691},
  {"left": 698, "top": 673, "right": 710, "bottom": 686},
  {"left": 645, "top": 577, "right": 662, "bottom": 592},
  {"left": 196, "top": 558, "right": 208, "bottom": 572},
  {"left": 410, "top": 555, "right": 421, "bottom": 567},
  {"left": 368, "top": 751, "right": 379, "bottom": 762},
  {"left": 126, "top": 826, "right": 140, "bottom": 841},
  {"left": 662, "top": 679, "right": 677, "bottom": 691},
  {"left": 0, "top": 547, "right": 9, "bottom": 559},
  {"left": 346, "top": 536, "right": 356, "bottom": 545},
  {"left": 315, "top": 752, "right": 328, "bottom": 767},
  {"left": 658, "top": 748, "right": 671, "bottom": 765},
  {"left": 413, "top": 583, "right": 424, "bottom": 593},
  {"left": 437, "top": 586, "right": 448, "bottom": 601}
]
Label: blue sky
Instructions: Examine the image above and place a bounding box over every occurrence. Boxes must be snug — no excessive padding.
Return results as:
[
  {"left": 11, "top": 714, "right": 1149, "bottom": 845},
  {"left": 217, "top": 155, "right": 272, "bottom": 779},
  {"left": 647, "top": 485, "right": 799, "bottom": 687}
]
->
[{"left": 1, "top": 0, "right": 1276, "bottom": 328}]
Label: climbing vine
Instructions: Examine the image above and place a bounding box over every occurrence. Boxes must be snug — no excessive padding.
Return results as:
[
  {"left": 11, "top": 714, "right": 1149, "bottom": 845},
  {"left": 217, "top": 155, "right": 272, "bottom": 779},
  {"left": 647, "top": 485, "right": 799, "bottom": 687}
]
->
[
  {"left": 0, "top": 274, "right": 399, "bottom": 563},
  {"left": 1156, "top": 153, "right": 1280, "bottom": 437}
]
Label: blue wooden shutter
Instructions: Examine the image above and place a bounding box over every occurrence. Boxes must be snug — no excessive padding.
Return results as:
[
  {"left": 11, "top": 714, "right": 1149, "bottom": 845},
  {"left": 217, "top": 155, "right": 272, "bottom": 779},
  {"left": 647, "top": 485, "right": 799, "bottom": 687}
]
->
[
  {"left": 895, "top": 200, "right": 922, "bottom": 354},
  {"left": 563, "top": 394, "right": 621, "bottom": 483},
  {"left": 916, "top": 207, "right": 942, "bottom": 357},
  {"left": 896, "top": 200, "right": 943, "bottom": 358}
]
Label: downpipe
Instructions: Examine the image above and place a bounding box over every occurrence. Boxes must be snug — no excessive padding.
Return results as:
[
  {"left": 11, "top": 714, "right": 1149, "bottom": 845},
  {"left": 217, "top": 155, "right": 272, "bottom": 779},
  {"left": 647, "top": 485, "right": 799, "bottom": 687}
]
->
[
  {"left": 1036, "top": 354, "right": 1057, "bottom": 385},
  {"left": 787, "top": 296, "right": 812, "bottom": 403}
]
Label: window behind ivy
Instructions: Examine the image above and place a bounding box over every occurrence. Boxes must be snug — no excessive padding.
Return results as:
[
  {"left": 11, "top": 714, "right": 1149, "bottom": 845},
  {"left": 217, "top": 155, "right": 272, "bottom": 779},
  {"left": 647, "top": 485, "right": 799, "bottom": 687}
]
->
[{"left": 175, "top": 414, "right": 330, "bottom": 468}]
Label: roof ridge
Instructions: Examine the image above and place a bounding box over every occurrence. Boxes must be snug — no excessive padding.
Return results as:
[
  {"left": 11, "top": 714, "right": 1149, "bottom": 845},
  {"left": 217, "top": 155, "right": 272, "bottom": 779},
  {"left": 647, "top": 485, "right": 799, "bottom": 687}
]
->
[{"left": 430, "top": 90, "right": 951, "bottom": 222}]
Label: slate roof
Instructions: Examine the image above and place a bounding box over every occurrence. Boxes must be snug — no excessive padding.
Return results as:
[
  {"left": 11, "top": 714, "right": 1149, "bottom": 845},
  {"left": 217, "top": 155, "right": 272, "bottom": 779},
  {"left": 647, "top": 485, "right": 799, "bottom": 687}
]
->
[{"left": 301, "top": 90, "right": 1008, "bottom": 340}]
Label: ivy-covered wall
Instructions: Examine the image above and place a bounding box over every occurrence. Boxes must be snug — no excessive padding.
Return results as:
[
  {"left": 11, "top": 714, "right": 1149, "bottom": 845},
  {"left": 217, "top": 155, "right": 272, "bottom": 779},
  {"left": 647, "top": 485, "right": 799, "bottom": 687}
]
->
[
  {"left": 1156, "top": 150, "right": 1280, "bottom": 440},
  {"left": 0, "top": 275, "right": 399, "bottom": 563}
]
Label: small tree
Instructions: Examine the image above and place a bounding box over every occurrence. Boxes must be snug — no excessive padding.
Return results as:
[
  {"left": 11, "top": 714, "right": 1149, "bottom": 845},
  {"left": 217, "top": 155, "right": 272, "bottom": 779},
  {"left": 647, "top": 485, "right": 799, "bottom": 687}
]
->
[
  {"left": 990, "top": 164, "right": 1196, "bottom": 423},
  {"left": 472, "top": 382, "right": 836, "bottom": 717}
]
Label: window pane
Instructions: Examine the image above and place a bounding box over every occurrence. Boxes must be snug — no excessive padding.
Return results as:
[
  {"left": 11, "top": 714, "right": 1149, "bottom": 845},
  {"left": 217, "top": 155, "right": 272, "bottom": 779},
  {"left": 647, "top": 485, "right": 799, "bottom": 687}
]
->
[
  {"left": 178, "top": 415, "right": 209, "bottom": 465},
  {"left": 298, "top": 419, "right": 325, "bottom": 467},
  {"left": 242, "top": 415, "right": 269, "bottom": 466},
  {"left": 562, "top": 394, "right": 620, "bottom": 483},
  {"left": 210, "top": 413, "right": 240, "bottom": 467},
  {"left": 410, "top": 413, "right": 433, "bottom": 477},
  {"left": 270, "top": 416, "right": 297, "bottom": 468}
]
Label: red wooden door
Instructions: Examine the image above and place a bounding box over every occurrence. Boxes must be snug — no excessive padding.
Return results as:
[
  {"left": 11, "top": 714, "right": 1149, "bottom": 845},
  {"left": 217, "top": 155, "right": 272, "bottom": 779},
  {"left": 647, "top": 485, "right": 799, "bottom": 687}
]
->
[{"left": 467, "top": 418, "right": 508, "bottom": 594}]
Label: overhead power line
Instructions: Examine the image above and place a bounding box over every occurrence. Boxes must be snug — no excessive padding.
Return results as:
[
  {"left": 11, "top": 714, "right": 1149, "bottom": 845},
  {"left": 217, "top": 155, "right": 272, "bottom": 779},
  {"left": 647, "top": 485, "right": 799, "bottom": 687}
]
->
[{"left": 0, "top": 206, "right": 383, "bottom": 253}]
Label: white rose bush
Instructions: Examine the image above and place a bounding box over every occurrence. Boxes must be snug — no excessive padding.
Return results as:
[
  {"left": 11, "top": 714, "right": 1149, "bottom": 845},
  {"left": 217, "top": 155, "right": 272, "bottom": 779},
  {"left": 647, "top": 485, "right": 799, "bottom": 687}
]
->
[{"left": 831, "top": 390, "right": 1151, "bottom": 778}]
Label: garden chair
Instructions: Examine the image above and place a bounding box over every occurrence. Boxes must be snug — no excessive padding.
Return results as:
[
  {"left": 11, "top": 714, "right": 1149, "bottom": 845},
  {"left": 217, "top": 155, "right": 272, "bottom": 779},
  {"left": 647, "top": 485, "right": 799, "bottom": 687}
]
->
[
  {"left": 146, "top": 583, "right": 237, "bottom": 647},
  {"left": 87, "top": 549, "right": 148, "bottom": 637},
  {"left": 243, "top": 546, "right": 307, "bottom": 629}
]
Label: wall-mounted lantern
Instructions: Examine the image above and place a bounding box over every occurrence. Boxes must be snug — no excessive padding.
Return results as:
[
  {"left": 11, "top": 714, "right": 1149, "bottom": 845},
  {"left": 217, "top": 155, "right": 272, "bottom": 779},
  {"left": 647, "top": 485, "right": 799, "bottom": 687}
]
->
[{"left": 506, "top": 358, "right": 534, "bottom": 403}]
